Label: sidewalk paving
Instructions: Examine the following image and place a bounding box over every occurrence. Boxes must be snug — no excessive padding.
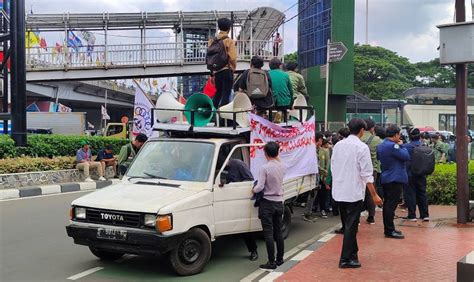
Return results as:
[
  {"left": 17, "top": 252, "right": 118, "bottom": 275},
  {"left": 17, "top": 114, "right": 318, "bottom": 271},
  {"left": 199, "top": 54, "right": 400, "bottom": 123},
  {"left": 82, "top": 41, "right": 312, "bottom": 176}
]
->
[{"left": 276, "top": 205, "right": 474, "bottom": 281}]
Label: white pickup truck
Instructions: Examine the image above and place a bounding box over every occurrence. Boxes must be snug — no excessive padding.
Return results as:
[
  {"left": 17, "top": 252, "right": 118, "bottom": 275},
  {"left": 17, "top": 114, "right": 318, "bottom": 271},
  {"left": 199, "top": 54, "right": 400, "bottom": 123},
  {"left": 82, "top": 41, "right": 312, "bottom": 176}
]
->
[{"left": 66, "top": 131, "right": 317, "bottom": 276}]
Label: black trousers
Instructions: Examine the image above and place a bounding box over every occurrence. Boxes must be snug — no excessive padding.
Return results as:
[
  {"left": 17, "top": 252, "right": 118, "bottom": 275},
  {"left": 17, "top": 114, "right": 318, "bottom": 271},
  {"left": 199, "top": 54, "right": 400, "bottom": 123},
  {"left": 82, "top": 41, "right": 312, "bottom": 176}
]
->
[
  {"left": 339, "top": 200, "right": 363, "bottom": 261},
  {"left": 315, "top": 180, "right": 330, "bottom": 212},
  {"left": 243, "top": 232, "right": 257, "bottom": 253},
  {"left": 382, "top": 182, "right": 403, "bottom": 234},
  {"left": 363, "top": 172, "right": 377, "bottom": 218},
  {"left": 258, "top": 199, "right": 284, "bottom": 263},
  {"left": 406, "top": 175, "right": 429, "bottom": 219},
  {"left": 212, "top": 69, "right": 233, "bottom": 109}
]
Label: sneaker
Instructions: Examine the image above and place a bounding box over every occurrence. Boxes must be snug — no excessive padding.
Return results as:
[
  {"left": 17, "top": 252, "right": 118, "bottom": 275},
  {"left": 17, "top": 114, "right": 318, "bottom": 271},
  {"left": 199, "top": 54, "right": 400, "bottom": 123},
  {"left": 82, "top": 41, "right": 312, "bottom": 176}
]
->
[
  {"left": 402, "top": 216, "right": 417, "bottom": 222},
  {"left": 422, "top": 217, "right": 430, "bottom": 222},
  {"left": 366, "top": 217, "right": 375, "bottom": 225},
  {"left": 98, "top": 177, "right": 106, "bottom": 181},
  {"left": 375, "top": 206, "right": 383, "bottom": 212},
  {"left": 303, "top": 213, "right": 317, "bottom": 222},
  {"left": 84, "top": 177, "right": 94, "bottom": 182},
  {"left": 276, "top": 260, "right": 284, "bottom": 266},
  {"left": 321, "top": 210, "right": 328, "bottom": 219},
  {"left": 259, "top": 262, "right": 277, "bottom": 271}
]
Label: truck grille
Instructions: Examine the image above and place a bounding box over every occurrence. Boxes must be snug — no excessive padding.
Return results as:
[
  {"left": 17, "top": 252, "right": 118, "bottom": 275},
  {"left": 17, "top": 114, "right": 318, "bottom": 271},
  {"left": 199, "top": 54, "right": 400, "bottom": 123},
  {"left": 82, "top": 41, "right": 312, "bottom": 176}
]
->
[{"left": 85, "top": 208, "right": 141, "bottom": 228}]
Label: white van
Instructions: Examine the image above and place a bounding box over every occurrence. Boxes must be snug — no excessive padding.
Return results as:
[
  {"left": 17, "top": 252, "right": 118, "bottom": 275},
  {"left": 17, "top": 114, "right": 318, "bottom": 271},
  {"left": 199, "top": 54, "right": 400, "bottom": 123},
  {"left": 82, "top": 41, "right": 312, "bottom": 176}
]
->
[{"left": 66, "top": 130, "right": 317, "bottom": 276}]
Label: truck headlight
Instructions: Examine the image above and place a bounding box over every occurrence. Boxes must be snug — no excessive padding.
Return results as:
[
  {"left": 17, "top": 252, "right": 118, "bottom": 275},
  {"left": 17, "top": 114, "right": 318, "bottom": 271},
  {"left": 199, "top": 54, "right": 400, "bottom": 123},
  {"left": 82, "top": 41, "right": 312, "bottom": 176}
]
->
[
  {"left": 144, "top": 214, "right": 157, "bottom": 227},
  {"left": 156, "top": 215, "right": 173, "bottom": 233},
  {"left": 75, "top": 207, "right": 86, "bottom": 219}
]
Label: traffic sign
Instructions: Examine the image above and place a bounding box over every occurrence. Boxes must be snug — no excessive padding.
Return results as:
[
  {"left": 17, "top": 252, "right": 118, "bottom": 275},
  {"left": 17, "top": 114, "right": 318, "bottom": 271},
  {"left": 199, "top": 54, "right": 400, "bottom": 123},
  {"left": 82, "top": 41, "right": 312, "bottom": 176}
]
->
[{"left": 328, "top": 42, "right": 348, "bottom": 62}]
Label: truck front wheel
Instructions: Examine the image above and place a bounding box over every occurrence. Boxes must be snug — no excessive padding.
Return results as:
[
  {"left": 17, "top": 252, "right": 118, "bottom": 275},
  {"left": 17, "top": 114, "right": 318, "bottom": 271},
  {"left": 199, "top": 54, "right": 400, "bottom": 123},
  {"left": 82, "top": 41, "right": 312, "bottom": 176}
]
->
[
  {"left": 89, "top": 246, "right": 124, "bottom": 261},
  {"left": 169, "top": 228, "right": 211, "bottom": 276}
]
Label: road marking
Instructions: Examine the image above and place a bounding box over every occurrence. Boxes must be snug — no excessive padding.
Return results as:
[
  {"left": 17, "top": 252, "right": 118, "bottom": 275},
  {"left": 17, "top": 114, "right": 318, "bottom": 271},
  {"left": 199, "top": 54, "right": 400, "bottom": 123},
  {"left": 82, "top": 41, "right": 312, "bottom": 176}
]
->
[
  {"left": 259, "top": 271, "right": 284, "bottom": 282},
  {"left": 290, "top": 250, "right": 313, "bottom": 261},
  {"left": 0, "top": 190, "right": 90, "bottom": 202},
  {"left": 67, "top": 267, "right": 104, "bottom": 280},
  {"left": 318, "top": 233, "right": 336, "bottom": 242}
]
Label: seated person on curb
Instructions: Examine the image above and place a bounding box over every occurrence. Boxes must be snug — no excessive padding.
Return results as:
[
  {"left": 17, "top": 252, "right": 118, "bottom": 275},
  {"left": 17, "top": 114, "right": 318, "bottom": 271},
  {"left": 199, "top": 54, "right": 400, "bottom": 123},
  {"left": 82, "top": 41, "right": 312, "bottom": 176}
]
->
[
  {"left": 118, "top": 133, "right": 148, "bottom": 176},
  {"left": 96, "top": 144, "right": 117, "bottom": 178},
  {"left": 76, "top": 141, "right": 105, "bottom": 182},
  {"left": 223, "top": 158, "right": 259, "bottom": 261}
]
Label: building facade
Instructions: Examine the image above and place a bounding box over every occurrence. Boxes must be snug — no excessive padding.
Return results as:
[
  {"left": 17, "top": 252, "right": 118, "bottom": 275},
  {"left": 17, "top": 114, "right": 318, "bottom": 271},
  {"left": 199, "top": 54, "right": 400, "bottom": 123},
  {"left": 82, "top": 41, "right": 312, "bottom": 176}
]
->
[{"left": 298, "top": 0, "right": 355, "bottom": 129}]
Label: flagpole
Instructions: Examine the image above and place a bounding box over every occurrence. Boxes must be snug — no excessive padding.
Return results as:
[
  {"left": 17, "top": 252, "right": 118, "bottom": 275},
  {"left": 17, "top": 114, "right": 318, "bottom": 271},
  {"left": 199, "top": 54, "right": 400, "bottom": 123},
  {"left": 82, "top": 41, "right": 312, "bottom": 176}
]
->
[{"left": 103, "top": 89, "right": 108, "bottom": 130}]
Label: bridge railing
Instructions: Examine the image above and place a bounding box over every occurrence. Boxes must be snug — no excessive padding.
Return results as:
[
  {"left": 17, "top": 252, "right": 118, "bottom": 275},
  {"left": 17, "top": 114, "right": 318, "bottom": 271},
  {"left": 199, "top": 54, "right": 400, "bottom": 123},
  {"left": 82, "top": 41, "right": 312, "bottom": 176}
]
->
[{"left": 26, "top": 40, "right": 281, "bottom": 71}]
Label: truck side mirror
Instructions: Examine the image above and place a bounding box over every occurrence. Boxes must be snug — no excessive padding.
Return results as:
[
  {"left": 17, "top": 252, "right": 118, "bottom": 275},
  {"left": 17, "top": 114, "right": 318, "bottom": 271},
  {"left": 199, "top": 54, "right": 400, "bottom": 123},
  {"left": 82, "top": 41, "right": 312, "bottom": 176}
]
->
[{"left": 219, "top": 171, "right": 229, "bottom": 187}]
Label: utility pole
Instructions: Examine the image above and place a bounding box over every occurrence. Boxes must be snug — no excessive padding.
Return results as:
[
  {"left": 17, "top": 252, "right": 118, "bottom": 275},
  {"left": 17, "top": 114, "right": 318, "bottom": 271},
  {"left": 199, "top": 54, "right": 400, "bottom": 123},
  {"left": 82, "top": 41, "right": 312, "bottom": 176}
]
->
[
  {"left": 454, "top": 0, "right": 469, "bottom": 224},
  {"left": 365, "top": 0, "right": 369, "bottom": 44},
  {"left": 10, "top": 0, "right": 27, "bottom": 146}
]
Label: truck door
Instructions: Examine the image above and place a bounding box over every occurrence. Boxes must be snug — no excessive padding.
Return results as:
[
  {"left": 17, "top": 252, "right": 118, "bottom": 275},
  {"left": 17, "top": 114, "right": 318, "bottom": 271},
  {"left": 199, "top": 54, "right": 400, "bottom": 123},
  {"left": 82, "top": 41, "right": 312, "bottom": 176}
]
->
[{"left": 213, "top": 144, "right": 263, "bottom": 236}]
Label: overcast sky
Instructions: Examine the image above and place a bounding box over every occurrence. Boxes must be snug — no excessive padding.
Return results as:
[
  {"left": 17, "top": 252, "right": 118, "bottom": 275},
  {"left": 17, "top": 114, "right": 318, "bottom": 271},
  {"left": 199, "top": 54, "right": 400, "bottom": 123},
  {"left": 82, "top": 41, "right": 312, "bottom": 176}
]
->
[{"left": 26, "top": 0, "right": 473, "bottom": 63}]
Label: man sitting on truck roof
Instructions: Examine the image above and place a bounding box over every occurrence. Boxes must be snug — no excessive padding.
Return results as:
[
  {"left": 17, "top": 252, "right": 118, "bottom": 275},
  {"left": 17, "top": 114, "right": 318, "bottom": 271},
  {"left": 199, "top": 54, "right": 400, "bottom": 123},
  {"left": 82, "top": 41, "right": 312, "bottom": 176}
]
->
[
  {"left": 76, "top": 141, "right": 106, "bottom": 182},
  {"left": 118, "top": 133, "right": 148, "bottom": 176}
]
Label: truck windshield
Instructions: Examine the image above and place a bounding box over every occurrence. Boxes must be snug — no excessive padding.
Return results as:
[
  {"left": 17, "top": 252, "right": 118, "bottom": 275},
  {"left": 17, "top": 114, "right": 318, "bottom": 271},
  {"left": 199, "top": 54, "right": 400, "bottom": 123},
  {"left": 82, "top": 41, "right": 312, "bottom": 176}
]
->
[{"left": 127, "top": 141, "right": 215, "bottom": 182}]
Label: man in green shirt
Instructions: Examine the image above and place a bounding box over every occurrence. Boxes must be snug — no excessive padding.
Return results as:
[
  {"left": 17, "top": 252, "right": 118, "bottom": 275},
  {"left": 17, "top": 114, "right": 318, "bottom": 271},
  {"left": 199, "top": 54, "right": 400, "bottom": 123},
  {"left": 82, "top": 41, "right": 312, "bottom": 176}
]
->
[
  {"left": 285, "top": 62, "right": 308, "bottom": 101},
  {"left": 317, "top": 139, "right": 331, "bottom": 219},
  {"left": 118, "top": 133, "right": 148, "bottom": 176},
  {"left": 268, "top": 58, "right": 293, "bottom": 122},
  {"left": 432, "top": 134, "right": 448, "bottom": 163},
  {"left": 360, "top": 119, "right": 382, "bottom": 224}
]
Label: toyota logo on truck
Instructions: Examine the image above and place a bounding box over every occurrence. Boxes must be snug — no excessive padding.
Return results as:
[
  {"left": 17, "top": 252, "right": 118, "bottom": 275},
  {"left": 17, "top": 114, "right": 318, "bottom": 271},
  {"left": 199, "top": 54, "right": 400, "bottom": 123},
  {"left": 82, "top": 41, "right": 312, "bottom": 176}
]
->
[{"left": 100, "top": 213, "right": 125, "bottom": 221}]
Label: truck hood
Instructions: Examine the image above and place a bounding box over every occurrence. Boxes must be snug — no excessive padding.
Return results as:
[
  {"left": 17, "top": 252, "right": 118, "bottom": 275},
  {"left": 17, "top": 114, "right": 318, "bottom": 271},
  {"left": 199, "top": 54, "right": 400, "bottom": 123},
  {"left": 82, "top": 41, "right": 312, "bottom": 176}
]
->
[{"left": 71, "top": 182, "right": 199, "bottom": 213}]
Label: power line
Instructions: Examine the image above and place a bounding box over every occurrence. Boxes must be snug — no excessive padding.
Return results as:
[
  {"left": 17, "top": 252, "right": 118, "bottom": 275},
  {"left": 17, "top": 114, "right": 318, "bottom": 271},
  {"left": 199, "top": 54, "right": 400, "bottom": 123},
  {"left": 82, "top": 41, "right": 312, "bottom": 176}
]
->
[
  {"left": 282, "top": 2, "right": 298, "bottom": 13},
  {"left": 282, "top": 1, "right": 317, "bottom": 25}
]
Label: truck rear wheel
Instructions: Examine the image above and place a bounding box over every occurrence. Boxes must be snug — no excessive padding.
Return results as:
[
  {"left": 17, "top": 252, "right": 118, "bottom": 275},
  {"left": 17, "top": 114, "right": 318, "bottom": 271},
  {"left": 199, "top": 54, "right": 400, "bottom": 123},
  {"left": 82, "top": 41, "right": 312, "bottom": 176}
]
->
[
  {"left": 89, "top": 246, "right": 124, "bottom": 261},
  {"left": 169, "top": 228, "right": 211, "bottom": 276},
  {"left": 281, "top": 205, "right": 292, "bottom": 239}
]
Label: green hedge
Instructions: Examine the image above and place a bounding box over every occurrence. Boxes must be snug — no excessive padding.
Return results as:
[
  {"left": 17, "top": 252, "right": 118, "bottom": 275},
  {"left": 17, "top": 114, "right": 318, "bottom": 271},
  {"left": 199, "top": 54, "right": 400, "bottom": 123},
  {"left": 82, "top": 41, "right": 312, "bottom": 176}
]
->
[
  {"left": 426, "top": 161, "right": 474, "bottom": 205},
  {"left": 0, "top": 156, "right": 76, "bottom": 174},
  {"left": 0, "top": 134, "right": 129, "bottom": 158}
]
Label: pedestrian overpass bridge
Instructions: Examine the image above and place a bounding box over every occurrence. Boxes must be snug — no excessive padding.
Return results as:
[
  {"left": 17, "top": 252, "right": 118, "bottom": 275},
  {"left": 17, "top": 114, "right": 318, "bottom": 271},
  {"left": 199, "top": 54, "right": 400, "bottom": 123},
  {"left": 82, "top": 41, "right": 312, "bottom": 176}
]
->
[{"left": 25, "top": 8, "right": 285, "bottom": 82}]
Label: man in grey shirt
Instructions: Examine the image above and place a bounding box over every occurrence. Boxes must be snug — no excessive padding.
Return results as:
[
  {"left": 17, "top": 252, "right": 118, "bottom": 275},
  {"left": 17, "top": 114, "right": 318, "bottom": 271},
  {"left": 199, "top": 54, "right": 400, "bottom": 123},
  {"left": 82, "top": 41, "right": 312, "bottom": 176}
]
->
[{"left": 252, "top": 142, "right": 286, "bottom": 271}]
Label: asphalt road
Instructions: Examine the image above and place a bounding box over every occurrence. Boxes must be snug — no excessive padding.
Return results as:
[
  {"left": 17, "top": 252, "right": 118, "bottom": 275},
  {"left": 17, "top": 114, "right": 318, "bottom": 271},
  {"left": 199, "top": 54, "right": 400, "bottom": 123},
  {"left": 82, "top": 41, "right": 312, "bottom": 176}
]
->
[{"left": 0, "top": 191, "right": 339, "bottom": 282}]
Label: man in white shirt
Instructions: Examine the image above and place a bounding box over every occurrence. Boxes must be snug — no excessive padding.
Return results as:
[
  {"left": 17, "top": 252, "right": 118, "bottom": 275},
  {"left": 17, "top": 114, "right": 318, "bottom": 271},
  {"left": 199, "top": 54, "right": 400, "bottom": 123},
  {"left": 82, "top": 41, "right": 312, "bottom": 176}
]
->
[{"left": 331, "top": 118, "right": 382, "bottom": 269}]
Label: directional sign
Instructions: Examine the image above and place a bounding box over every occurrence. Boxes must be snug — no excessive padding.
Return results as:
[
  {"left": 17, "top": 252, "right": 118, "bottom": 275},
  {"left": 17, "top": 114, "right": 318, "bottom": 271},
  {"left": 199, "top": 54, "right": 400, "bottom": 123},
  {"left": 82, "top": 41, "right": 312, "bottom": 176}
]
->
[{"left": 328, "top": 42, "right": 348, "bottom": 62}]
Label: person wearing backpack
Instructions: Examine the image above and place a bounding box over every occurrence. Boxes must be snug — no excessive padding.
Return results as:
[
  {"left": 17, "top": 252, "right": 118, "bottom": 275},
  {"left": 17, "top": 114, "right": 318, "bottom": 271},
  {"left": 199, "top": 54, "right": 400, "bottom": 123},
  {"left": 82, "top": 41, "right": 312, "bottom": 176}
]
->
[
  {"left": 360, "top": 118, "right": 382, "bottom": 225},
  {"left": 117, "top": 133, "right": 148, "bottom": 176},
  {"left": 237, "top": 56, "right": 274, "bottom": 114},
  {"left": 404, "top": 128, "right": 433, "bottom": 222},
  {"left": 206, "top": 18, "right": 237, "bottom": 109}
]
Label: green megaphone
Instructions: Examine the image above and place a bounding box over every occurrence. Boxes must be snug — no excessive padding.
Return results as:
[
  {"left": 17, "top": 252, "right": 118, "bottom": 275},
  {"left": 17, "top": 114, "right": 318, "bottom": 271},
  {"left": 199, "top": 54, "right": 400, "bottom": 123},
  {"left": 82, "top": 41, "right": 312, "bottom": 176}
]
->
[{"left": 184, "top": 93, "right": 216, "bottom": 127}]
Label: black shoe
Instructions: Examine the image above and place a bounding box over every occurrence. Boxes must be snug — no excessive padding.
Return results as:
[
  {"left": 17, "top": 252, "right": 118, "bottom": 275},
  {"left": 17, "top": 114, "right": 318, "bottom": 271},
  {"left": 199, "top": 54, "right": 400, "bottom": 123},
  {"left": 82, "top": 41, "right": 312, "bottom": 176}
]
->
[
  {"left": 339, "top": 259, "right": 361, "bottom": 269},
  {"left": 276, "top": 260, "right": 284, "bottom": 266},
  {"left": 249, "top": 251, "right": 258, "bottom": 261},
  {"left": 366, "top": 217, "right": 375, "bottom": 225},
  {"left": 385, "top": 231, "right": 405, "bottom": 239},
  {"left": 335, "top": 228, "right": 345, "bottom": 234},
  {"left": 259, "top": 262, "right": 277, "bottom": 271}
]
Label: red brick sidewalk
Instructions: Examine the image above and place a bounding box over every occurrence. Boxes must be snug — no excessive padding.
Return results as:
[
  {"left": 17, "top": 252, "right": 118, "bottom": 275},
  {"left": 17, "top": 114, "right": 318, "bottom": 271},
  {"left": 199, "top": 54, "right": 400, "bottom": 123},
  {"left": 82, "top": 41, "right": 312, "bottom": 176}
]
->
[{"left": 277, "top": 206, "right": 474, "bottom": 281}]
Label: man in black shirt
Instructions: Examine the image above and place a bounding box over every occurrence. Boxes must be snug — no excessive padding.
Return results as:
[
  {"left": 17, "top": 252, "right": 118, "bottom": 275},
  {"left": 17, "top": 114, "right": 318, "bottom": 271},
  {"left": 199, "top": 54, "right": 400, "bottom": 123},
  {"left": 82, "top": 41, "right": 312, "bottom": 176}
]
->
[{"left": 224, "top": 158, "right": 259, "bottom": 261}]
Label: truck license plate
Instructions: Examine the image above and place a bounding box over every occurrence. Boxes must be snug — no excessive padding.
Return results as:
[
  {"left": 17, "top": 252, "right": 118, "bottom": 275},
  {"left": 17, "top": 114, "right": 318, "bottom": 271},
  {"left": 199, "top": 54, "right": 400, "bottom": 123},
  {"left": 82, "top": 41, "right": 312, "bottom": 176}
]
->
[{"left": 97, "top": 228, "right": 127, "bottom": 241}]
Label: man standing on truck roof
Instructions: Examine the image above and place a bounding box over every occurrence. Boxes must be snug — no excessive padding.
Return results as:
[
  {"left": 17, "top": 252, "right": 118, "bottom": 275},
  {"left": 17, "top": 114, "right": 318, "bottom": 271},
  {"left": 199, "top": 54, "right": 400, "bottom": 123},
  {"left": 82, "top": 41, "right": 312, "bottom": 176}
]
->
[
  {"left": 118, "top": 133, "right": 148, "bottom": 176},
  {"left": 331, "top": 118, "right": 382, "bottom": 269},
  {"left": 76, "top": 141, "right": 106, "bottom": 182},
  {"left": 252, "top": 142, "right": 286, "bottom": 271}
]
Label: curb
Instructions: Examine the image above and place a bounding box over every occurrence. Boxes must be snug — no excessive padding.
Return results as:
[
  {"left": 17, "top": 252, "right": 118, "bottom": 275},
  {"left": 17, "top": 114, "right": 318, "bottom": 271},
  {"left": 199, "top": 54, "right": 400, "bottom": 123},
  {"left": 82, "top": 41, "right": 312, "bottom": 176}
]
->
[
  {"left": 0, "top": 179, "right": 121, "bottom": 200},
  {"left": 255, "top": 225, "right": 340, "bottom": 282}
]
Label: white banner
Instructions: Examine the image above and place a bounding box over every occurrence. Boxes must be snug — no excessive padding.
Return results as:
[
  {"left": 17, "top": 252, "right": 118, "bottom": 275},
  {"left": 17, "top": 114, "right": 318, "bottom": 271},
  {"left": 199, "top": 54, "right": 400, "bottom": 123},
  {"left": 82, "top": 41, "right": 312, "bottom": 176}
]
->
[
  {"left": 249, "top": 114, "right": 318, "bottom": 180},
  {"left": 101, "top": 105, "right": 110, "bottom": 120},
  {"left": 133, "top": 84, "right": 154, "bottom": 138}
]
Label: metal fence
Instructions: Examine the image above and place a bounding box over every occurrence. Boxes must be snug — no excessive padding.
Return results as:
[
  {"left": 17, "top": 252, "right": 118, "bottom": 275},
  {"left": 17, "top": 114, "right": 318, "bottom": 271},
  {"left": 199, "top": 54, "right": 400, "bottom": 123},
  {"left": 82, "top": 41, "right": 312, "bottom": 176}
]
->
[{"left": 26, "top": 40, "right": 279, "bottom": 71}]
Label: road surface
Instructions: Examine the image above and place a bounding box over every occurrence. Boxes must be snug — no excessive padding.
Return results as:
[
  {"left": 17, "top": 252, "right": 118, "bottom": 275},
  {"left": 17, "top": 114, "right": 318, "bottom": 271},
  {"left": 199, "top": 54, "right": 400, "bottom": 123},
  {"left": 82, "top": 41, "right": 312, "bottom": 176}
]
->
[{"left": 0, "top": 191, "right": 339, "bottom": 281}]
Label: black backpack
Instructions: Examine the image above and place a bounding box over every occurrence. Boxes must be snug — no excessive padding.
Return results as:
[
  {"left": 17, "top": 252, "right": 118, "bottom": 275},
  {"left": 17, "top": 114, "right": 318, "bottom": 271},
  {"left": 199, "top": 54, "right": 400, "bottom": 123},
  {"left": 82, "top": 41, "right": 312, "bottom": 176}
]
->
[
  {"left": 410, "top": 144, "right": 435, "bottom": 176},
  {"left": 206, "top": 37, "right": 228, "bottom": 72}
]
